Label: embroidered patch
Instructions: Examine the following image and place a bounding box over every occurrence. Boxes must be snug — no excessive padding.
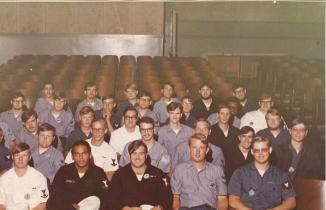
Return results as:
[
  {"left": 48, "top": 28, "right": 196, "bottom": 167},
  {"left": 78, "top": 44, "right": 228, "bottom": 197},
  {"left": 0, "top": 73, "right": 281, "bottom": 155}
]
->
[
  {"left": 40, "top": 189, "right": 48, "bottom": 198},
  {"left": 248, "top": 188, "right": 255, "bottom": 196},
  {"left": 282, "top": 181, "right": 293, "bottom": 191}
]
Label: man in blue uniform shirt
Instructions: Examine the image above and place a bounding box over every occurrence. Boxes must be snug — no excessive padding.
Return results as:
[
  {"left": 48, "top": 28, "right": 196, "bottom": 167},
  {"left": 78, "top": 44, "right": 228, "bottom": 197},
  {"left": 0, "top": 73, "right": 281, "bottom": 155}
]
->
[
  {"left": 171, "top": 133, "right": 228, "bottom": 210},
  {"left": 228, "top": 137, "right": 296, "bottom": 210}
]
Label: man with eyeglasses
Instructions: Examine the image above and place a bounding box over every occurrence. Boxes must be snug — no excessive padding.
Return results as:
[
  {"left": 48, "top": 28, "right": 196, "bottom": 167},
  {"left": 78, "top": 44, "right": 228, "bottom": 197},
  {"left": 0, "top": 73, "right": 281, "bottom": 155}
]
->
[
  {"left": 0, "top": 92, "right": 27, "bottom": 138},
  {"left": 119, "top": 117, "right": 171, "bottom": 173},
  {"left": 274, "top": 116, "right": 325, "bottom": 180},
  {"left": 48, "top": 141, "right": 109, "bottom": 210},
  {"left": 110, "top": 107, "right": 141, "bottom": 157},
  {"left": 228, "top": 137, "right": 296, "bottom": 210},
  {"left": 65, "top": 119, "right": 118, "bottom": 181},
  {"left": 240, "top": 93, "right": 274, "bottom": 133},
  {"left": 192, "top": 83, "right": 220, "bottom": 119},
  {"left": 0, "top": 143, "right": 49, "bottom": 210}
]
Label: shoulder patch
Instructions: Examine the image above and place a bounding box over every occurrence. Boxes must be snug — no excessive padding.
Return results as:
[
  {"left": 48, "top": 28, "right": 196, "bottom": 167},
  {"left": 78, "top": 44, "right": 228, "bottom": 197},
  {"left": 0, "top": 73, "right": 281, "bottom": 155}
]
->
[{"left": 282, "top": 181, "right": 293, "bottom": 191}]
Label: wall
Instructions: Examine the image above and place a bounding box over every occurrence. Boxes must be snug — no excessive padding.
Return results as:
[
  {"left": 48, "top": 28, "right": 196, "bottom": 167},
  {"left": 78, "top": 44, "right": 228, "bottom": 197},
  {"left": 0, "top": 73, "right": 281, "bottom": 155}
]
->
[{"left": 164, "top": 2, "right": 325, "bottom": 59}]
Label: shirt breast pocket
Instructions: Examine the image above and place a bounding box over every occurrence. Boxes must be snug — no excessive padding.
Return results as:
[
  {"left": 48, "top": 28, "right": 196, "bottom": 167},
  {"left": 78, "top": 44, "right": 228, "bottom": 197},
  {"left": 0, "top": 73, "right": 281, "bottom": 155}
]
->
[{"left": 264, "top": 182, "right": 282, "bottom": 205}]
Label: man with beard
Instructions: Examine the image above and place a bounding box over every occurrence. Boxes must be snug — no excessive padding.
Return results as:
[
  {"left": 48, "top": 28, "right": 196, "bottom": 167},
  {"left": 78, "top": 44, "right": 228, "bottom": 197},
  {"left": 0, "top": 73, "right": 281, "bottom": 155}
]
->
[
  {"left": 232, "top": 83, "right": 257, "bottom": 118},
  {"left": 256, "top": 108, "right": 290, "bottom": 149},
  {"left": 109, "top": 140, "right": 172, "bottom": 210},
  {"left": 192, "top": 83, "right": 220, "bottom": 119}
]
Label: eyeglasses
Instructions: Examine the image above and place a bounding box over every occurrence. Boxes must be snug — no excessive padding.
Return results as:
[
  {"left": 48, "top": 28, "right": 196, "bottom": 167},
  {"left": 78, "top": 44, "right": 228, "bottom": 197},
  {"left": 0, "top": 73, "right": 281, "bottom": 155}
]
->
[
  {"left": 252, "top": 148, "right": 269, "bottom": 154},
  {"left": 125, "top": 116, "right": 137, "bottom": 120},
  {"left": 13, "top": 153, "right": 30, "bottom": 159},
  {"left": 140, "top": 128, "right": 154, "bottom": 133},
  {"left": 92, "top": 128, "right": 105, "bottom": 132}
]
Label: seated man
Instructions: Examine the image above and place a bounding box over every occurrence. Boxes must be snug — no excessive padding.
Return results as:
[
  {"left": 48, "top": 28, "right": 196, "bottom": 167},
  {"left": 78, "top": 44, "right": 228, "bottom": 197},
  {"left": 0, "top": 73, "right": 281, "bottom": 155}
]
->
[
  {"left": 65, "top": 106, "right": 94, "bottom": 155},
  {"left": 16, "top": 109, "right": 39, "bottom": 152},
  {"left": 0, "top": 91, "right": 27, "bottom": 138},
  {"left": 0, "top": 127, "right": 11, "bottom": 171},
  {"left": 32, "top": 123, "right": 64, "bottom": 184},
  {"left": 180, "top": 96, "right": 197, "bottom": 129},
  {"left": 116, "top": 83, "right": 139, "bottom": 119},
  {"left": 172, "top": 118, "right": 225, "bottom": 169},
  {"left": 109, "top": 107, "right": 141, "bottom": 157},
  {"left": 256, "top": 107, "right": 290, "bottom": 148},
  {"left": 65, "top": 119, "right": 118, "bottom": 181},
  {"left": 240, "top": 93, "right": 274, "bottom": 133},
  {"left": 75, "top": 82, "right": 103, "bottom": 122},
  {"left": 47, "top": 141, "right": 109, "bottom": 210},
  {"left": 109, "top": 140, "right": 172, "bottom": 210},
  {"left": 228, "top": 137, "right": 296, "bottom": 210},
  {"left": 171, "top": 133, "right": 228, "bottom": 210},
  {"left": 274, "top": 116, "right": 325, "bottom": 180},
  {"left": 0, "top": 143, "right": 49, "bottom": 210},
  {"left": 119, "top": 117, "right": 171, "bottom": 174},
  {"left": 34, "top": 81, "right": 55, "bottom": 115},
  {"left": 158, "top": 102, "right": 193, "bottom": 158}
]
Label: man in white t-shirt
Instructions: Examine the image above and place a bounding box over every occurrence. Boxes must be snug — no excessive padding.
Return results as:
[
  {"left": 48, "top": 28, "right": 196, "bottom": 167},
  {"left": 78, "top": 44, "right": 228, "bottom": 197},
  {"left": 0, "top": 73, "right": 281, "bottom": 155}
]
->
[
  {"left": 109, "top": 107, "right": 141, "bottom": 157},
  {"left": 65, "top": 119, "right": 118, "bottom": 181},
  {"left": 0, "top": 143, "right": 49, "bottom": 210}
]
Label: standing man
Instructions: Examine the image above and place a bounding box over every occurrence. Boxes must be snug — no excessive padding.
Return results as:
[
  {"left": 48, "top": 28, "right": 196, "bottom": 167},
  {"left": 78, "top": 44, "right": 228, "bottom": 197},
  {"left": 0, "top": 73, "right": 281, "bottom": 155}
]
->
[
  {"left": 136, "top": 91, "right": 159, "bottom": 131},
  {"left": 75, "top": 82, "right": 103, "bottom": 121},
  {"left": 192, "top": 83, "right": 219, "bottom": 119},
  {"left": 109, "top": 140, "right": 172, "bottom": 210},
  {"left": 65, "top": 106, "right": 94, "bottom": 155},
  {"left": 47, "top": 141, "right": 109, "bottom": 210},
  {"left": 0, "top": 143, "right": 49, "bottom": 210},
  {"left": 228, "top": 137, "right": 296, "bottom": 210},
  {"left": 116, "top": 83, "right": 139, "bottom": 119},
  {"left": 65, "top": 119, "right": 118, "bottom": 181},
  {"left": 119, "top": 117, "right": 171, "bottom": 173},
  {"left": 153, "top": 82, "right": 179, "bottom": 126},
  {"left": 34, "top": 82, "right": 55, "bottom": 115},
  {"left": 171, "top": 133, "right": 228, "bottom": 210},
  {"left": 16, "top": 109, "right": 39, "bottom": 152},
  {"left": 256, "top": 107, "right": 290, "bottom": 148},
  {"left": 180, "top": 96, "right": 197, "bottom": 129},
  {"left": 0, "top": 91, "right": 26, "bottom": 137},
  {"left": 110, "top": 107, "right": 141, "bottom": 156},
  {"left": 209, "top": 103, "right": 239, "bottom": 154},
  {"left": 274, "top": 116, "right": 325, "bottom": 180},
  {"left": 240, "top": 93, "right": 274, "bottom": 133},
  {"left": 32, "top": 123, "right": 64, "bottom": 184},
  {"left": 158, "top": 102, "right": 193, "bottom": 158},
  {"left": 232, "top": 83, "right": 257, "bottom": 118}
]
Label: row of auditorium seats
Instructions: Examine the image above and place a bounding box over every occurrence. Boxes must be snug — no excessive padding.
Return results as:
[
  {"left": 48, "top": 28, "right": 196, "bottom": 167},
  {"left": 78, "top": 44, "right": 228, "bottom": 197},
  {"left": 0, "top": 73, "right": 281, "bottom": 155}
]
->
[{"left": 0, "top": 54, "right": 324, "bottom": 131}]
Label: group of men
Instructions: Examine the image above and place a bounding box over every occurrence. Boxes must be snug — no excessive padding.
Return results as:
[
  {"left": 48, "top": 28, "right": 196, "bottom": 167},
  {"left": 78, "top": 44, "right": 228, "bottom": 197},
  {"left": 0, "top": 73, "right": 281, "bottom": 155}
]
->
[{"left": 0, "top": 80, "right": 324, "bottom": 210}]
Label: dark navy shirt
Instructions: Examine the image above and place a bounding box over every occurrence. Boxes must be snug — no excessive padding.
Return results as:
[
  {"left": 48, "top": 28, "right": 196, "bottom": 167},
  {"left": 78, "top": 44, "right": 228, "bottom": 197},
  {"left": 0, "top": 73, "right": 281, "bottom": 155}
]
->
[{"left": 228, "top": 162, "right": 295, "bottom": 210}]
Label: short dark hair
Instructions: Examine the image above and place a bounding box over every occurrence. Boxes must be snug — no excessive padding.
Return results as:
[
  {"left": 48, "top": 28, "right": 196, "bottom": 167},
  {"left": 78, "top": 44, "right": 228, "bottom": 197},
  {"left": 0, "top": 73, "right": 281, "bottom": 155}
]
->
[
  {"left": 54, "top": 91, "right": 67, "bottom": 100},
  {"left": 162, "top": 82, "right": 174, "bottom": 90},
  {"left": 258, "top": 92, "right": 272, "bottom": 101},
  {"left": 139, "top": 117, "right": 155, "bottom": 127},
  {"left": 38, "top": 123, "right": 56, "bottom": 135},
  {"left": 289, "top": 115, "right": 308, "bottom": 129},
  {"left": 71, "top": 140, "right": 91, "bottom": 154},
  {"left": 123, "top": 106, "right": 138, "bottom": 117},
  {"left": 84, "top": 82, "right": 97, "bottom": 90},
  {"left": 167, "top": 102, "right": 183, "bottom": 113},
  {"left": 101, "top": 95, "right": 115, "bottom": 102},
  {"left": 125, "top": 83, "right": 138, "bottom": 91},
  {"left": 217, "top": 103, "right": 230, "bottom": 113},
  {"left": 239, "top": 126, "right": 255, "bottom": 136},
  {"left": 42, "top": 81, "right": 54, "bottom": 89},
  {"left": 181, "top": 96, "right": 193, "bottom": 103},
  {"left": 11, "top": 91, "right": 26, "bottom": 101},
  {"left": 194, "top": 118, "right": 211, "bottom": 128},
  {"left": 199, "top": 82, "right": 212, "bottom": 90},
  {"left": 128, "top": 140, "right": 148, "bottom": 155},
  {"left": 22, "top": 109, "right": 38, "bottom": 123},
  {"left": 11, "top": 142, "right": 31, "bottom": 155},
  {"left": 138, "top": 91, "right": 151, "bottom": 99}
]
